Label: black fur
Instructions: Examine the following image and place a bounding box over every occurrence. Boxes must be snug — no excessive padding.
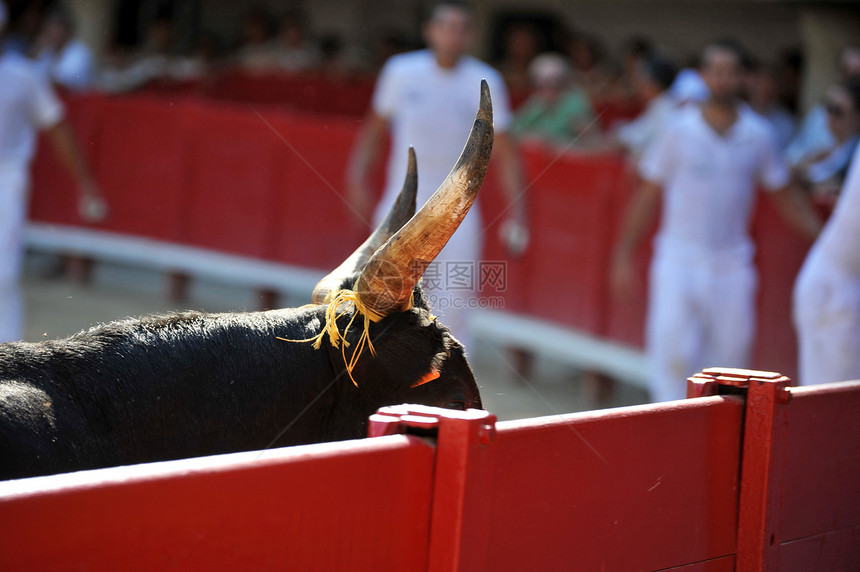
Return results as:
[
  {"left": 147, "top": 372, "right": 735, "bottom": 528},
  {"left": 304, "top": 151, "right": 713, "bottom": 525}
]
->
[{"left": 0, "top": 283, "right": 480, "bottom": 480}]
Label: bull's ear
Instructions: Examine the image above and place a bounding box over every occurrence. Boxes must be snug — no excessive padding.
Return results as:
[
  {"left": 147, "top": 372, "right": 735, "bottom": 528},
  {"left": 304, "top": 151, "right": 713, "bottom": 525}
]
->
[
  {"left": 411, "top": 366, "right": 441, "bottom": 389},
  {"left": 355, "top": 80, "right": 494, "bottom": 317},
  {"left": 312, "top": 148, "right": 418, "bottom": 304}
]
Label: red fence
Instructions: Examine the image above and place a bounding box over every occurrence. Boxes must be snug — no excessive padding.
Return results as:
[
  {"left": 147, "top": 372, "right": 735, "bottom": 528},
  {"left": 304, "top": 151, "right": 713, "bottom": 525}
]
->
[
  {"left": 1, "top": 369, "right": 858, "bottom": 570},
  {"left": 29, "top": 92, "right": 817, "bottom": 379}
]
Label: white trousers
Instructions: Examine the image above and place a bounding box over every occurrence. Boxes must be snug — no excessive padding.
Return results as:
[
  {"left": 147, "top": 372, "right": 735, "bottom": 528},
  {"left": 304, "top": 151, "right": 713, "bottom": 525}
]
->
[
  {"left": 794, "top": 248, "right": 860, "bottom": 385},
  {"left": 0, "top": 164, "right": 28, "bottom": 342},
  {"left": 646, "top": 248, "right": 757, "bottom": 402}
]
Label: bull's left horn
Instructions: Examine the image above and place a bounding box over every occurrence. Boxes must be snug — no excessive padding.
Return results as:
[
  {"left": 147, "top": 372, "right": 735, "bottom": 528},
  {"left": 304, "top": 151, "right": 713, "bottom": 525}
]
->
[
  {"left": 312, "top": 147, "right": 418, "bottom": 304},
  {"left": 355, "top": 80, "right": 493, "bottom": 316}
]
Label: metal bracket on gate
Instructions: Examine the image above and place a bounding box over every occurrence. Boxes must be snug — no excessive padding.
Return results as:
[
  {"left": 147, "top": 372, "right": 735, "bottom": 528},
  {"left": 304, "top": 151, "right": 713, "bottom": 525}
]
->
[
  {"left": 368, "top": 404, "right": 496, "bottom": 444},
  {"left": 687, "top": 367, "right": 792, "bottom": 403}
]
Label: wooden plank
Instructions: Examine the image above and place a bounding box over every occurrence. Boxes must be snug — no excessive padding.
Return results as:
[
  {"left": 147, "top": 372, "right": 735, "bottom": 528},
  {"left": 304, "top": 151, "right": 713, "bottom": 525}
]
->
[
  {"left": 476, "top": 397, "right": 744, "bottom": 571},
  {"left": 0, "top": 435, "right": 434, "bottom": 571}
]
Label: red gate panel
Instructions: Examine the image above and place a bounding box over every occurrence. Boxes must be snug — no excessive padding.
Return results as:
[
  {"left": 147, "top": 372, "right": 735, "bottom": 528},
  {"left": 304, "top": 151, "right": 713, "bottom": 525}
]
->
[
  {"left": 777, "top": 381, "right": 860, "bottom": 570},
  {"left": 0, "top": 436, "right": 435, "bottom": 571},
  {"left": 478, "top": 397, "right": 743, "bottom": 571}
]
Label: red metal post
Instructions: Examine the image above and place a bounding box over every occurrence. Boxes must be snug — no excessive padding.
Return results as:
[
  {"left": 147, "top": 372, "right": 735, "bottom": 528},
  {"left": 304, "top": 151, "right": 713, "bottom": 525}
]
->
[
  {"left": 368, "top": 404, "right": 497, "bottom": 571},
  {"left": 688, "top": 367, "right": 792, "bottom": 571}
]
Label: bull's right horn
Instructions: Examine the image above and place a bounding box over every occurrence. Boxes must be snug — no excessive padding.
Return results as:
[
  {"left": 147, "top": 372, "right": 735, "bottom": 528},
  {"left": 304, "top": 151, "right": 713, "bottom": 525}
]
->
[
  {"left": 312, "top": 147, "right": 418, "bottom": 304},
  {"left": 355, "top": 79, "right": 494, "bottom": 317}
]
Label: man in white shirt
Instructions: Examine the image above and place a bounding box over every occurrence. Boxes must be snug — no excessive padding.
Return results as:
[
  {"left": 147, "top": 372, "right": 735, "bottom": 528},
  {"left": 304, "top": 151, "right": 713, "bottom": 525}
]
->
[
  {"left": 0, "top": 2, "right": 106, "bottom": 342},
  {"left": 346, "top": 1, "right": 527, "bottom": 349},
  {"left": 794, "top": 145, "right": 860, "bottom": 385},
  {"left": 611, "top": 40, "right": 822, "bottom": 402}
]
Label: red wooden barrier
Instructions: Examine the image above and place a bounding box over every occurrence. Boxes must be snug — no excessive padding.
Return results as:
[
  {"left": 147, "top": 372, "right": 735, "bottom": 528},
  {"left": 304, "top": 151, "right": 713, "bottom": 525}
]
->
[
  {"left": 0, "top": 436, "right": 435, "bottom": 571},
  {"left": 470, "top": 398, "right": 744, "bottom": 570},
  {"left": 764, "top": 380, "right": 860, "bottom": 570},
  {"left": 2, "top": 370, "right": 859, "bottom": 569},
  {"left": 688, "top": 370, "right": 860, "bottom": 571}
]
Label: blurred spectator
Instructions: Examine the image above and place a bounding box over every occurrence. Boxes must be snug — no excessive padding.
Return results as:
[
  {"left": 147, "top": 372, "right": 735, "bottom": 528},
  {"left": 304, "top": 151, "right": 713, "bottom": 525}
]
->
[
  {"left": 100, "top": 15, "right": 175, "bottom": 92},
  {"left": 0, "top": 1, "right": 106, "bottom": 342},
  {"left": 31, "top": 6, "right": 95, "bottom": 91},
  {"left": 346, "top": 1, "right": 527, "bottom": 349},
  {"left": 566, "top": 33, "right": 611, "bottom": 100},
  {"left": 169, "top": 31, "right": 222, "bottom": 80},
  {"left": 775, "top": 48, "right": 803, "bottom": 115},
  {"left": 0, "top": 2, "right": 40, "bottom": 56},
  {"left": 272, "top": 11, "right": 319, "bottom": 73},
  {"left": 496, "top": 21, "right": 542, "bottom": 94},
  {"left": 511, "top": 52, "right": 597, "bottom": 145},
  {"left": 794, "top": 144, "right": 860, "bottom": 385},
  {"left": 669, "top": 56, "right": 709, "bottom": 105},
  {"left": 791, "top": 79, "right": 860, "bottom": 201},
  {"left": 747, "top": 65, "right": 796, "bottom": 151},
  {"left": 319, "top": 35, "right": 351, "bottom": 79},
  {"left": 611, "top": 40, "right": 822, "bottom": 402},
  {"left": 614, "top": 52, "right": 678, "bottom": 161},
  {"left": 610, "top": 37, "right": 653, "bottom": 102},
  {"left": 234, "top": 7, "right": 276, "bottom": 72},
  {"left": 786, "top": 44, "right": 860, "bottom": 166}
]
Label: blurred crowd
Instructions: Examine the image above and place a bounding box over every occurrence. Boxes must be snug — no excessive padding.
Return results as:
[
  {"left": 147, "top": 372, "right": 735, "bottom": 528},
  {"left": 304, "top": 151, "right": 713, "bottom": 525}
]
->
[
  {"left": 0, "top": 4, "right": 402, "bottom": 92},
  {"left": 2, "top": 4, "right": 857, "bottom": 194},
  {"left": 502, "top": 29, "right": 860, "bottom": 201}
]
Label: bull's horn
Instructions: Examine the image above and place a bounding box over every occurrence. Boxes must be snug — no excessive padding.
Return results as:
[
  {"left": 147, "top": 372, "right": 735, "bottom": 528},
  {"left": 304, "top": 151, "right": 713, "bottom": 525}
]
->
[
  {"left": 311, "top": 147, "right": 418, "bottom": 304},
  {"left": 355, "top": 80, "right": 493, "bottom": 317}
]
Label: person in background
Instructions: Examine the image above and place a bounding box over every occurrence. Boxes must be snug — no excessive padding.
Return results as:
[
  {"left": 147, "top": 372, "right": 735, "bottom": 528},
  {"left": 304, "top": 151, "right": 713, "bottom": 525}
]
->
[
  {"left": 794, "top": 144, "right": 860, "bottom": 385},
  {"left": 318, "top": 35, "right": 353, "bottom": 80},
  {"left": 614, "top": 52, "right": 678, "bottom": 163},
  {"left": 233, "top": 7, "right": 276, "bottom": 73},
  {"left": 496, "top": 21, "right": 542, "bottom": 96},
  {"left": 790, "top": 79, "right": 860, "bottom": 203},
  {"left": 0, "top": 2, "right": 40, "bottom": 56},
  {"left": 747, "top": 64, "right": 796, "bottom": 152},
  {"left": 346, "top": 0, "right": 528, "bottom": 350},
  {"left": 785, "top": 44, "right": 860, "bottom": 166},
  {"left": 566, "top": 32, "right": 611, "bottom": 101},
  {"left": 611, "top": 40, "right": 822, "bottom": 402},
  {"left": 669, "top": 56, "right": 709, "bottom": 106},
  {"left": 31, "top": 6, "right": 95, "bottom": 91},
  {"left": 99, "top": 15, "right": 175, "bottom": 92},
  {"left": 610, "top": 37, "right": 653, "bottom": 103},
  {"left": 0, "top": 1, "right": 107, "bottom": 342},
  {"left": 167, "top": 31, "right": 222, "bottom": 81},
  {"left": 272, "top": 11, "right": 319, "bottom": 73},
  {"left": 775, "top": 48, "right": 803, "bottom": 116},
  {"left": 511, "top": 52, "right": 597, "bottom": 146}
]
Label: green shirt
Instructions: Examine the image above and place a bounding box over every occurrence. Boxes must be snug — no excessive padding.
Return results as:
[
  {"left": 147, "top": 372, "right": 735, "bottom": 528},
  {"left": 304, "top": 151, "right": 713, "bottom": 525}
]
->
[{"left": 512, "top": 89, "right": 594, "bottom": 141}]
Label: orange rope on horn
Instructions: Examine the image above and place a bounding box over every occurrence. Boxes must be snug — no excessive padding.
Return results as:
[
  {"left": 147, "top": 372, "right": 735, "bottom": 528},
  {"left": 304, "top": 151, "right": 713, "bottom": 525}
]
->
[{"left": 277, "top": 289, "right": 413, "bottom": 387}]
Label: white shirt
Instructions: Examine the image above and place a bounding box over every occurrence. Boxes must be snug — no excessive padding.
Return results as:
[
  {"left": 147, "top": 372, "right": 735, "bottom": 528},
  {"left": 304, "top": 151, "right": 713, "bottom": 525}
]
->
[
  {"left": 0, "top": 53, "right": 64, "bottom": 166},
  {"left": 669, "top": 68, "right": 709, "bottom": 104},
  {"left": 35, "top": 39, "right": 95, "bottom": 91},
  {"left": 811, "top": 145, "right": 860, "bottom": 275},
  {"left": 640, "top": 104, "right": 789, "bottom": 259},
  {"left": 785, "top": 104, "right": 835, "bottom": 166},
  {"left": 372, "top": 50, "right": 512, "bottom": 204},
  {"left": 616, "top": 92, "right": 677, "bottom": 158}
]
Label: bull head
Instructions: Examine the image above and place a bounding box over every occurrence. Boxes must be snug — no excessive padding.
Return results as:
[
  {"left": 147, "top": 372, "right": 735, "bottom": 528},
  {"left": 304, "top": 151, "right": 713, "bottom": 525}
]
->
[{"left": 309, "top": 80, "right": 493, "bottom": 415}]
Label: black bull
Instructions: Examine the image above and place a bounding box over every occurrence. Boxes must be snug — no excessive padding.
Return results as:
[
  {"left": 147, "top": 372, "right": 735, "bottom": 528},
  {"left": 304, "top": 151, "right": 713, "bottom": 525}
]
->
[{"left": 0, "top": 81, "right": 495, "bottom": 480}]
